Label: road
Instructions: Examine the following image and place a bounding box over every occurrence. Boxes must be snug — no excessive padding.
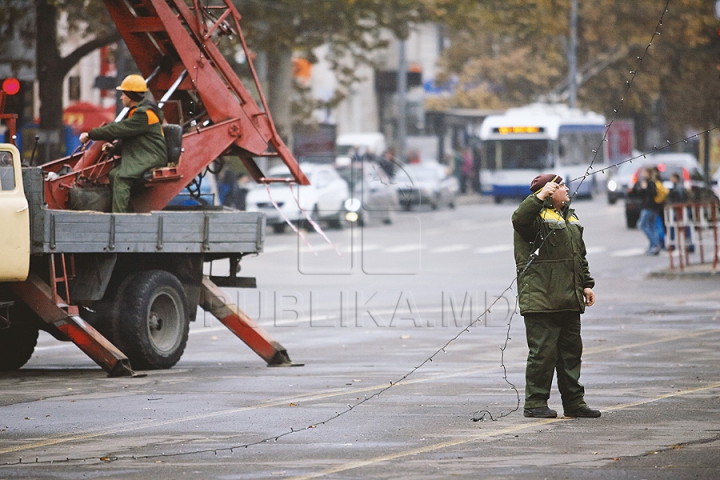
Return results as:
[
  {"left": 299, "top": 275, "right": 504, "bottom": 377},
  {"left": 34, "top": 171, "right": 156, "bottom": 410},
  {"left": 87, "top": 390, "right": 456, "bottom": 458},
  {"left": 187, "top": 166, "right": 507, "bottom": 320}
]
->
[{"left": 1, "top": 195, "right": 719, "bottom": 479}]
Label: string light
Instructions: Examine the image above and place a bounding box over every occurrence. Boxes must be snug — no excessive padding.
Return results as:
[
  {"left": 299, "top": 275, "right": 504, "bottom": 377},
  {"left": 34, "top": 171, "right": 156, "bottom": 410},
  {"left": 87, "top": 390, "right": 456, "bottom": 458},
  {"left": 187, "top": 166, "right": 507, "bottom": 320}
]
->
[{"left": 5, "top": 0, "right": 713, "bottom": 468}]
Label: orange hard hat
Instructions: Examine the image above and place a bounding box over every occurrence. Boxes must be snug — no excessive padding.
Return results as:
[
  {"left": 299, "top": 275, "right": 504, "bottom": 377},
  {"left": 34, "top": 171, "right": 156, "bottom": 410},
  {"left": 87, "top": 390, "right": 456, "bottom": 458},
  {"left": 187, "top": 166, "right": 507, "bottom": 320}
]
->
[{"left": 116, "top": 74, "right": 148, "bottom": 93}]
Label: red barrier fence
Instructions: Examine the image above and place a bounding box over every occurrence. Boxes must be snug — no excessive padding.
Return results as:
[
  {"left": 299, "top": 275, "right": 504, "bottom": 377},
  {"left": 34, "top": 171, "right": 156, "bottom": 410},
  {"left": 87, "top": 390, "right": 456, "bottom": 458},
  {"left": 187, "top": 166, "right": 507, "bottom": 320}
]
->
[{"left": 664, "top": 201, "right": 720, "bottom": 272}]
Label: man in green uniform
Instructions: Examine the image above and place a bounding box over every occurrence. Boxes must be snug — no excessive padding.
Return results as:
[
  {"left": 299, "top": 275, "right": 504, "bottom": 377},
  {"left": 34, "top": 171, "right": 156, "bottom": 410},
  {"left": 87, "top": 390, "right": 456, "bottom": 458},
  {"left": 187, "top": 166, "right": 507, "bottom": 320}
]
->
[
  {"left": 512, "top": 174, "right": 601, "bottom": 419},
  {"left": 79, "top": 74, "right": 167, "bottom": 213}
]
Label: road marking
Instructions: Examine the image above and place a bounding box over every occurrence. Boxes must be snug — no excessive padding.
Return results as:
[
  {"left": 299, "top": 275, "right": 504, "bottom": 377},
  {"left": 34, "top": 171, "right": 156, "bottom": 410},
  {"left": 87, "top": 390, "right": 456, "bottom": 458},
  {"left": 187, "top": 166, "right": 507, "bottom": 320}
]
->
[
  {"left": 261, "top": 245, "right": 294, "bottom": 254},
  {"left": 0, "top": 366, "right": 491, "bottom": 457},
  {"left": 429, "top": 244, "right": 470, "bottom": 253},
  {"left": 5, "top": 328, "right": 718, "bottom": 458},
  {"left": 384, "top": 244, "right": 426, "bottom": 253},
  {"left": 474, "top": 245, "right": 513, "bottom": 254},
  {"left": 610, "top": 247, "right": 646, "bottom": 257},
  {"left": 299, "top": 244, "right": 338, "bottom": 253},
  {"left": 583, "top": 329, "right": 719, "bottom": 356},
  {"left": 35, "top": 325, "right": 235, "bottom": 352},
  {"left": 290, "top": 381, "right": 720, "bottom": 480},
  {"left": 585, "top": 246, "right": 607, "bottom": 254},
  {"left": 343, "top": 244, "right": 381, "bottom": 253}
]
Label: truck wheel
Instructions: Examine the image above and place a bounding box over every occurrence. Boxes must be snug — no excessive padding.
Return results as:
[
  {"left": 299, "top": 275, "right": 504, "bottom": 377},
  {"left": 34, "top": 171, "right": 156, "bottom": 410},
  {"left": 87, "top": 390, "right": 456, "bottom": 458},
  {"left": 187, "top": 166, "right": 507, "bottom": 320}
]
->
[
  {"left": 119, "top": 270, "right": 189, "bottom": 370},
  {"left": 0, "top": 306, "right": 40, "bottom": 371}
]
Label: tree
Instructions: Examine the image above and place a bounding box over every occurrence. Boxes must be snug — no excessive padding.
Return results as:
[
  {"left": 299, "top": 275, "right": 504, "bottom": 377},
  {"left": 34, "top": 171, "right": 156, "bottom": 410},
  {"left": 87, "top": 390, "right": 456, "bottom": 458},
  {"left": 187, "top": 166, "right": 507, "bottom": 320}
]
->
[
  {"left": 431, "top": 0, "right": 720, "bottom": 148},
  {"left": 34, "top": 0, "right": 119, "bottom": 163},
  {"left": 233, "top": 0, "right": 433, "bottom": 141}
]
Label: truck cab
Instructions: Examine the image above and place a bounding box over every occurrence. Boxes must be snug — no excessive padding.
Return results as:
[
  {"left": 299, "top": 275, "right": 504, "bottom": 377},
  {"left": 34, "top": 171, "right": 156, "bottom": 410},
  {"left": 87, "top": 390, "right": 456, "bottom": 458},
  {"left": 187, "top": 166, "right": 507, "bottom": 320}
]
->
[{"left": 0, "top": 144, "right": 29, "bottom": 281}]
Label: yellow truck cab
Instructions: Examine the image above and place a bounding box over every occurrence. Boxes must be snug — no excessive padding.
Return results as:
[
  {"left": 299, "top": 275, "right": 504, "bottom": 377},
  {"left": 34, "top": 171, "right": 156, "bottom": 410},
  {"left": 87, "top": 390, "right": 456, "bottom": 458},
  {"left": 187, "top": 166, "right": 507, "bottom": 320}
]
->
[{"left": 0, "top": 143, "right": 29, "bottom": 281}]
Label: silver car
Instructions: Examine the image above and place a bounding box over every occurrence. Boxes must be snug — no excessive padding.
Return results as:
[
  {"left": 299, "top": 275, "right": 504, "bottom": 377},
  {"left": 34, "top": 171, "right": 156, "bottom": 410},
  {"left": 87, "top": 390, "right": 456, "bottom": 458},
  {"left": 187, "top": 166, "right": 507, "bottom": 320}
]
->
[
  {"left": 396, "top": 162, "right": 459, "bottom": 211},
  {"left": 335, "top": 161, "right": 399, "bottom": 225}
]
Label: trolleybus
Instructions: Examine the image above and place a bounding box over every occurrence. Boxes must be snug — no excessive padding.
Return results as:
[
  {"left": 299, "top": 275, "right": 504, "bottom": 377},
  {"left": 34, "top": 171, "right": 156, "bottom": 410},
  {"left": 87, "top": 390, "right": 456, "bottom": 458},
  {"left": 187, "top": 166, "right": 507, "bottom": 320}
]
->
[{"left": 478, "top": 103, "right": 608, "bottom": 203}]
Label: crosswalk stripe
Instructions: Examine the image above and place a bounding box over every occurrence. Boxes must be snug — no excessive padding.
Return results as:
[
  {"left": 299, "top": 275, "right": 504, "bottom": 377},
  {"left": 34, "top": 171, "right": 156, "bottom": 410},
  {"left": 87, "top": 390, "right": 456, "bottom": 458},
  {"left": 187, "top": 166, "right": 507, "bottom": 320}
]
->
[
  {"left": 429, "top": 244, "right": 470, "bottom": 253},
  {"left": 384, "top": 244, "right": 427, "bottom": 253},
  {"left": 474, "top": 245, "right": 513, "bottom": 254},
  {"left": 611, "top": 247, "right": 646, "bottom": 257}
]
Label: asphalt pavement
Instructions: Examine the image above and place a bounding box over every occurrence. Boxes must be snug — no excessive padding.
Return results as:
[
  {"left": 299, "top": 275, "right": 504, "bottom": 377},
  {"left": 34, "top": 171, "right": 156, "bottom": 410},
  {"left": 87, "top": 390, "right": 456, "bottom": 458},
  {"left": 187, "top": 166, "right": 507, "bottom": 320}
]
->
[{"left": 1, "top": 193, "right": 719, "bottom": 479}]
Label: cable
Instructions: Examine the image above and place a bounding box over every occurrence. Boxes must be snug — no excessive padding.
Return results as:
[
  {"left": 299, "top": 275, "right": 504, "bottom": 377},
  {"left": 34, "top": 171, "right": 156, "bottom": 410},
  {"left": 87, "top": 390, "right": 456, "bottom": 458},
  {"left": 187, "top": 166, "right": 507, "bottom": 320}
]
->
[
  {"left": 2, "top": 0, "right": 702, "bottom": 468},
  {"left": 570, "top": 0, "right": 670, "bottom": 201}
]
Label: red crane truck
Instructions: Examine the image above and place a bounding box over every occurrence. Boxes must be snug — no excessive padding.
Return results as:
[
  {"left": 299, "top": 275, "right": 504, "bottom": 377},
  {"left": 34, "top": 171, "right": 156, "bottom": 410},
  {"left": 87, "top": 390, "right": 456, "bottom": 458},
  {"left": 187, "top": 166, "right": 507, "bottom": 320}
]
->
[{"left": 0, "top": 0, "right": 309, "bottom": 376}]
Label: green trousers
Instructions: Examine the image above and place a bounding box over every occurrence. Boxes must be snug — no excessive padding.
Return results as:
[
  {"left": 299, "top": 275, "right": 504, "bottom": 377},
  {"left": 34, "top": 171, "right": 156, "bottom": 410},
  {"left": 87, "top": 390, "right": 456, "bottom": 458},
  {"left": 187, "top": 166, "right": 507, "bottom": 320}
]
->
[
  {"left": 109, "top": 168, "right": 139, "bottom": 213},
  {"left": 524, "top": 312, "right": 586, "bottom": 410}
]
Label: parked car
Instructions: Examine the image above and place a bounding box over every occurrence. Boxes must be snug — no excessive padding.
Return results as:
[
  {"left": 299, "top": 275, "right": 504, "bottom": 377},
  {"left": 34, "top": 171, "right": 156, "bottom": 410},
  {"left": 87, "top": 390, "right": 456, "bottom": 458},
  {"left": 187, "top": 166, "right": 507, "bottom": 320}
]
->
[
  {"left": 396, "top": 162, "right": 459, "bottom": 211},
  {"left": 625, "top": 153, "right": 711, "bottom": 228},
  {"left": 335, "top": 160, "right": 399, "bottom": 225},
  {"left": 245, "top": 163, "right": 350, "bottom": 233}
]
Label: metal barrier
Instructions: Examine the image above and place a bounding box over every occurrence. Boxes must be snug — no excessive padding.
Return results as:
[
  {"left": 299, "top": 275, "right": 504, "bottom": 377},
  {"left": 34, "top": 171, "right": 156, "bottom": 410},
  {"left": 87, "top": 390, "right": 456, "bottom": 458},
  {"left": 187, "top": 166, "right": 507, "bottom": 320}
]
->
[{"left": 663, "top": 201, "right": 720, "bottom": 272}]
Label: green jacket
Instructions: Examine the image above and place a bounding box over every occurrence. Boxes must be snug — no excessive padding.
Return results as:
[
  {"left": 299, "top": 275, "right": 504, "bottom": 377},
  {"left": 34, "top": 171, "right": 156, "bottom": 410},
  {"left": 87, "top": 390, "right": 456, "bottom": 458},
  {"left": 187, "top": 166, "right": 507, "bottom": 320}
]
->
[
  {"left": 89, "top": 100, "right": 167, "bottom": 179},
  {"left": 512, "top": 194, "right": 594, "bottom": 315}
]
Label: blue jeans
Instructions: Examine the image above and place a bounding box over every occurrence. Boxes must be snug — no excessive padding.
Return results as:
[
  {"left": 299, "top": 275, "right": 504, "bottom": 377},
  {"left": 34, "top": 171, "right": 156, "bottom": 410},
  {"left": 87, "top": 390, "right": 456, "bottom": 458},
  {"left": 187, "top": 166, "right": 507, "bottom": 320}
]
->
[{"left": 638, "top": 208, "right": 660, "bottom": 251}]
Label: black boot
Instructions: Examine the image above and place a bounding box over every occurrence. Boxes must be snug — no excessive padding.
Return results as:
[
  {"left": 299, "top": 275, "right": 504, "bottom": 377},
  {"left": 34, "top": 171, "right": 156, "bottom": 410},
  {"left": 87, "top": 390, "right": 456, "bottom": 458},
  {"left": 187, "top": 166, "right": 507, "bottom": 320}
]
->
[
  {"left": 523, "top": 406, "right": 558, "bottom": 418},
  {"left": 564, "top": 405, "right": 601, "bottom": 418}
]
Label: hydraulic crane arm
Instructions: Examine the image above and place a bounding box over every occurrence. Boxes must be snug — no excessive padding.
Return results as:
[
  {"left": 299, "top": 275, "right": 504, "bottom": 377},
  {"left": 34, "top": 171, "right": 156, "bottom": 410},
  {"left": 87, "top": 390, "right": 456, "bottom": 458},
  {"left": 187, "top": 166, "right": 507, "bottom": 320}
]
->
[{"left": 43, "top": 0, "right": 309, "bottom": 213}]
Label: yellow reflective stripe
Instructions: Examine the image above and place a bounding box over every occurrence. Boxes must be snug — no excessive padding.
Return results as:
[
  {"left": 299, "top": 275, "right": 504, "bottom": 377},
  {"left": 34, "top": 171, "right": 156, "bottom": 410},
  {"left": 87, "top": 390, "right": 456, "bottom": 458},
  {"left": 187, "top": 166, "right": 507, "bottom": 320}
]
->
[{"left": 540, "top": 208, "right": 579, "bottom": 223}]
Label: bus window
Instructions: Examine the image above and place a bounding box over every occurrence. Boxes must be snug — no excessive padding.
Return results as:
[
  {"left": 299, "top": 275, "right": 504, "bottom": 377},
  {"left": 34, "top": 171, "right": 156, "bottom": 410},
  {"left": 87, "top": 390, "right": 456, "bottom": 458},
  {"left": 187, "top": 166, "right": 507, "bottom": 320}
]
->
[
  {"left": 558, "top": 132, "right": 604, "bottom": 166},
  {"left": 485, "top": 140, "right": 551, "bottom": 170}
]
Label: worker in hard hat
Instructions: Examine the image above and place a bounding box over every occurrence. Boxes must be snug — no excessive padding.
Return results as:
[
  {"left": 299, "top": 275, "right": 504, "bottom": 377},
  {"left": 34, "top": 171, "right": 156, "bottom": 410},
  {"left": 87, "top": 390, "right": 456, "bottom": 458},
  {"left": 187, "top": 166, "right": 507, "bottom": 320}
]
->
[{"left": 79, "top": 74, "right": 167, "bottom": 213}]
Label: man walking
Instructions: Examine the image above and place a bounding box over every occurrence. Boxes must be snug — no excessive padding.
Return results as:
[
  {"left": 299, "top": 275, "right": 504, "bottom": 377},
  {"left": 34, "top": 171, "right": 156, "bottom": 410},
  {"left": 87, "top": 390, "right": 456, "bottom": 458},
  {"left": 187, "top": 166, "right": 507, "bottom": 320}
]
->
[
  {"left": 631, "top": 167, "right": 662, "bottom": 255},
  {"left": 512, "top": 174, "right": 601, "bottom": 419},
  {"left": 80, "top": 74, "right": 167, "bottom": 213}
]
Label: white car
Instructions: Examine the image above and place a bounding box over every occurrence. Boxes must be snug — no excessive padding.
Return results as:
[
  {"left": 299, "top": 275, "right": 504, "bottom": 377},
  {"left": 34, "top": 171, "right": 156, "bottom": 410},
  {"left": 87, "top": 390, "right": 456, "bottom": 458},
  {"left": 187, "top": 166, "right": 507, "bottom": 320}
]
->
[{"left": 245, "top": 163, "right": 350, "bottom": 233}]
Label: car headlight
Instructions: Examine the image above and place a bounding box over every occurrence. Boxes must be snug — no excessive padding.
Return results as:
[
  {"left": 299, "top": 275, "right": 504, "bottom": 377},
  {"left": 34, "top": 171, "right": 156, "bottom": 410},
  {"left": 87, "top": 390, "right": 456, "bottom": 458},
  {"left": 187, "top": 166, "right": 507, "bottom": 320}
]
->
[
  {"left": 344, "top": 198, "right": 362, "bottom": 212},
  {"left": 607, "top": 180, "right": 617, "bottom": 192}
]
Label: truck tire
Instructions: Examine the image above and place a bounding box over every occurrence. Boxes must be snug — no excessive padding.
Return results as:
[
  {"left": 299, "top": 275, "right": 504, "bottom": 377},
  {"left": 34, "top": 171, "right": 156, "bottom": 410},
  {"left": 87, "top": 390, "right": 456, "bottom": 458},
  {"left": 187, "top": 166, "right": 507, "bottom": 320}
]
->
[
  {"left": 118, "top": 270, "right": 189, "bottom": 370},
  {"left": 0, "top": 307, "right": 40, "bottom": 371}
]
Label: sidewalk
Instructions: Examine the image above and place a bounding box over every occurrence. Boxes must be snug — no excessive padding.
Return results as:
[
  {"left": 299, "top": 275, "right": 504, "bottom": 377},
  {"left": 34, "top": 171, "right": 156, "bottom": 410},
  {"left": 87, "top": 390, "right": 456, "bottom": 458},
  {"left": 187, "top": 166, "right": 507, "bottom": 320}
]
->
[{"left": 650, "top": 261, "right": 719, "bottom": 278}]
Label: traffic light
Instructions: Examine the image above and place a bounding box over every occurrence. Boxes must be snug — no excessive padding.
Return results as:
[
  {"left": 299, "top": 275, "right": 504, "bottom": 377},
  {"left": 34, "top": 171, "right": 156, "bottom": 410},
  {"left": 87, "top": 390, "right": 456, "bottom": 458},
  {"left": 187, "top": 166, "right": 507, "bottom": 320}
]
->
[{"left": 1, "top": 78, "right": 20, "bottom": 96}]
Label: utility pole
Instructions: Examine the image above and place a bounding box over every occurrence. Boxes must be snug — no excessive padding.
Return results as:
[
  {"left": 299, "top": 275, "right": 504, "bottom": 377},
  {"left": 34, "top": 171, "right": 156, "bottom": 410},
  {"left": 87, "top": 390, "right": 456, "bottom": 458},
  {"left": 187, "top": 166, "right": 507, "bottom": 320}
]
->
[
  {"left": 568, "top": 0, "right": 578, "bottom": 108},
  {"left": 397, "top": 39, "right": 407, "bottom": 162}
]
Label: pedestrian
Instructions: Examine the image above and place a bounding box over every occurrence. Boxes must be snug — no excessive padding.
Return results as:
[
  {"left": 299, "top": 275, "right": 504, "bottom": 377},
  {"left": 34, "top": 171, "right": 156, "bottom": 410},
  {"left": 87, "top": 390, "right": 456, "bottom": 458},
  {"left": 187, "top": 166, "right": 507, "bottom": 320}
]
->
[
  {"left": 512, "top": 173, "right": 601, "bottom": 419},
  {"left": 379, "top": 149, "right": 396, "bottom": 178},
  {"left": 451, "top": 149, "right": 465, "bottom": 193},
  {"left": 79, "top": 74, "right": 167, "bottom": 213},
  {"left": 630, "top": 167, "right": 661, "bottom": 255},
  {"left": 667, "top": 172, "right": 686, "bottom": 203},
  {"left": 651, "top": 167, "right": 668, "bottom": 250},
  {"left": 461, "top": 147, "right": 473, "bottom": 193}
]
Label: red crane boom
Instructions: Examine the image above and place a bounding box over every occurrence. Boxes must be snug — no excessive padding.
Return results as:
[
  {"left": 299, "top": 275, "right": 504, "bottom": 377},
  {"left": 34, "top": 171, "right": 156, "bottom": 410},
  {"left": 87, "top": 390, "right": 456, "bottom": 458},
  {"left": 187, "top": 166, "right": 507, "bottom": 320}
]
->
[{"left": 43, "top": 0, "right": 309, "bottom": 212}]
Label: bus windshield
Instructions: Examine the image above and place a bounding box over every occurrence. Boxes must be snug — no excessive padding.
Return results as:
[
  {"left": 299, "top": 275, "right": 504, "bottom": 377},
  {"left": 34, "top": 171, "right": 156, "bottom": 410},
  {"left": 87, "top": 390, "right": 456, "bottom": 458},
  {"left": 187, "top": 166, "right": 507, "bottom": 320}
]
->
[
  {"left": 558, "top": 132, "right": 605, "bottom": 166},
  {"left": 483, "top": 140, "right": 551, "bottom": 170}
]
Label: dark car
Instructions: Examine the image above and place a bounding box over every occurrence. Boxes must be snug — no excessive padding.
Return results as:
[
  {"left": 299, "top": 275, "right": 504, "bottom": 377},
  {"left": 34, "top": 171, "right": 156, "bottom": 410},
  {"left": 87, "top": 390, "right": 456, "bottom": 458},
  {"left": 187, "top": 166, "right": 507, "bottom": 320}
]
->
[{"left": 625, "top": 154, "right": 711, "bottom": 228}]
